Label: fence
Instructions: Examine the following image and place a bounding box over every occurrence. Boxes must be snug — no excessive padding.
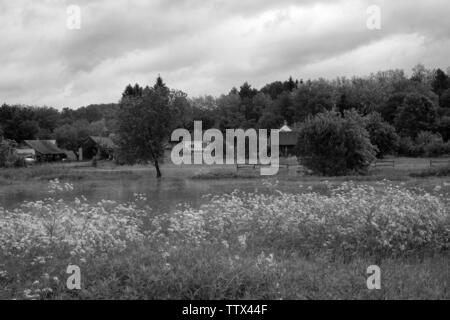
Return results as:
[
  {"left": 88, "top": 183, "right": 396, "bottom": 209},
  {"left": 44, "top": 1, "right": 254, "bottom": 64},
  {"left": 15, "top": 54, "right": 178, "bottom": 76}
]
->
[
  {"left": 373, "top": 160, "right": 395, "bottom": 168},
  {"left": 430, "top": 159, "right": 450, "bottom": 168}
]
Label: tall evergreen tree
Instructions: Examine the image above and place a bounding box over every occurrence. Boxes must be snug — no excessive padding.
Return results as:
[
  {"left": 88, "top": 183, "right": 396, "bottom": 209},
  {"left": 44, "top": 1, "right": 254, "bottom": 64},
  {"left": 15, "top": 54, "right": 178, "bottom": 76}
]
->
[{"left": 431, "top": 68, "right": 450, "bottom": 98}]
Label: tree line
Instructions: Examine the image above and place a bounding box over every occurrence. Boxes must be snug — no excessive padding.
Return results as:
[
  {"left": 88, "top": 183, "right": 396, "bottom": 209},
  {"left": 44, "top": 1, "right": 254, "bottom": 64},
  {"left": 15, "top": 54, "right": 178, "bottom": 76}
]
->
[{"left": 1, "top": 64, "right": 450, "bottom": 174}]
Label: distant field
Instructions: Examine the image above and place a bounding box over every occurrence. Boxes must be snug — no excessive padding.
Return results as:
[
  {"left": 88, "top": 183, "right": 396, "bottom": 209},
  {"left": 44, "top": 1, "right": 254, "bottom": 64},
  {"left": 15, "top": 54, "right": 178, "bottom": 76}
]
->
[{"left": 1, "top": 156, "right": 449, "bottom": 182}]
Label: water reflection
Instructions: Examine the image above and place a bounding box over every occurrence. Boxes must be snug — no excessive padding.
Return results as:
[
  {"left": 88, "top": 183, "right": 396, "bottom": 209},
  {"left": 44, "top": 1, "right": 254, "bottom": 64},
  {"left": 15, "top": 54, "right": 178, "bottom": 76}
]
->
[{"left": 0, "top": 177, "right": 269, "bottom": 214}]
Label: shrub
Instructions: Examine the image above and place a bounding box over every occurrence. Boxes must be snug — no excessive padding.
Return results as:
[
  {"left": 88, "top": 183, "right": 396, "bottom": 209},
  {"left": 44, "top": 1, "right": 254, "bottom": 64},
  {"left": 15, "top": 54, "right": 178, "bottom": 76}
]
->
[
  {"left": 0, "top": 137, "right": 24, "bottom": 168},
  {"left": 296, "top": 111, "right": 377, "bottom": 176},
  {"left": 415, "top": 131, "right": 450, "bottom": 157},
  {"left": 424, "top": 140, "right": 450, "bottom": 157},
  {"left": 397, "top": 136, "right": 420, "bottom": 157},
  {"left": 364, "top": 112, "right": 400, "bottom": 158},
  {"left": 436, "top": 116, "right": 450, "bottom": 141},
  {"left": 410, "top": 165, "right": 450, "bottom": 177},
  {"left": 397, "top": 132, "right": 450, "bottom": 157}
]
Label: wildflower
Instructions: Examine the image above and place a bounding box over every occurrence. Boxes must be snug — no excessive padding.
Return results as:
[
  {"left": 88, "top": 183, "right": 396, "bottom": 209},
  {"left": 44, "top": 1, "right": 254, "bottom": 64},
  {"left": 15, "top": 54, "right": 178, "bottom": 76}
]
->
[
  {"left": 237, "top": 234, "right": 247, "bottom": 249},
  {"left": 221, "top": 240, "right": 230, "bottom": 249},
  {"left": 163, "top": 263, "right": 171, "bottom": 272},
  {"left": 161, "top": 252, "right": 170, "bottom": 259}
]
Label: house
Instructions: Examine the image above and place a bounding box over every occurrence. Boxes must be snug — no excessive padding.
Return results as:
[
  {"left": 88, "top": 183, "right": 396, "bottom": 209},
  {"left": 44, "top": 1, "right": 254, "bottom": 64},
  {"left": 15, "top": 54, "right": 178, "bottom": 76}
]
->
[
  {"left": 279, "top": 122, "right": 298, "bottom": 157},
  {"left": 23, "top": 140, "right": 67, "bottom": 161},
  {"left": 15, "top": 148, "right": 35, "bottom": 158},
  {"left": 83, "top": 136, "right": 116, "bottom": 160}
]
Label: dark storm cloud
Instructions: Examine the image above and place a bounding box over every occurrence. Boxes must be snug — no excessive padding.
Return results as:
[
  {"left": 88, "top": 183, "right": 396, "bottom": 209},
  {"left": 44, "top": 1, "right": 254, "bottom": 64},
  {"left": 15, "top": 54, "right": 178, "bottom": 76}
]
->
[{"left": 0, "top": 0, "right": 449, "bottom": 107}]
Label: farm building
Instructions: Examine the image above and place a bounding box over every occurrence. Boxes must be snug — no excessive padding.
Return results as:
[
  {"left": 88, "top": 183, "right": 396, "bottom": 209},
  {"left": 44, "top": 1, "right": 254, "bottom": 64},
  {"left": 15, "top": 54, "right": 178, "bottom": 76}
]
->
[
  {"left": 15, "top": 148, "right": 35, "bottom": 158},
  {"left": 23, "top": 140, "right": 67, "bottom": 161},
  {"left": 83, "top": 136, "right": 116, "bottom": 160},
  {"left": 279, "top": 122, "right": 298, "bottom": 157}
]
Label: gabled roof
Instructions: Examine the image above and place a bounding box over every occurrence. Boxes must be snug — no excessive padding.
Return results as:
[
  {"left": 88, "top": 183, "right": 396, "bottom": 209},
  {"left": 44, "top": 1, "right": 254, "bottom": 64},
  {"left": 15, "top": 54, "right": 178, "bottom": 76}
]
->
[
  {"left": 88, "top": 136, "right": 116, "bottom": 149},
  {"left": 278, "top": 121, "right": 297, "bottom": 146},
  {"left": 24, "top": 140, "right": 66, "bottom": 155},
  {"left": 279, "top": 124, "right": 292, "bottom": 132}
]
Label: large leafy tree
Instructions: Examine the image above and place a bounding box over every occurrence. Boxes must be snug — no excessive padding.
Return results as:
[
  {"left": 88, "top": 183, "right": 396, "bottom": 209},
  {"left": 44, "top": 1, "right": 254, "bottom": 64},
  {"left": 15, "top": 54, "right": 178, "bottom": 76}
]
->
[
  {"left": 217, "top": 93, "right": 246, "bottom": 131},
  {"left": 379, "top": 93, "right": 406, "bottom": 124},
  {"left": 54, "top": 120, "right": 93, "bottom": 160},
  {"left": 439, "top": 88, "right": 450, "bottom": 109},
  {"left": 394, "top": 93, "right": 438, "bottom": 138},
  {"left": 296, "top": 111, "right": 376, "bottom": 176},
  {"left": 116, "top": 78, "right": 172, "bottom": 178},
  {"left": 431, "top": 68, "right": 450, "bottom": 98},
  {"left": 291, "top": 80, "right": 334, "bottom": 123}
]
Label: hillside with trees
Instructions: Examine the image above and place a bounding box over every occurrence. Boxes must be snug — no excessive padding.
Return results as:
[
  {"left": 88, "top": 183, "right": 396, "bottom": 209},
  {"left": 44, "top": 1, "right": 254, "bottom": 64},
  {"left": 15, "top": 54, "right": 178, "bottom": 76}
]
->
[{"left": 1, "top": 64, "right": 450, "bottom": 172}]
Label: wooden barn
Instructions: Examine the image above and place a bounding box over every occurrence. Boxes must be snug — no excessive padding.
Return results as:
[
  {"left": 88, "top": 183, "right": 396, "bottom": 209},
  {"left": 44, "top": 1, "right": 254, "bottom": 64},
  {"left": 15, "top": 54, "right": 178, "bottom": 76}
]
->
[{"left": 23, "top": 140, "right": 67, "bottom": 161}]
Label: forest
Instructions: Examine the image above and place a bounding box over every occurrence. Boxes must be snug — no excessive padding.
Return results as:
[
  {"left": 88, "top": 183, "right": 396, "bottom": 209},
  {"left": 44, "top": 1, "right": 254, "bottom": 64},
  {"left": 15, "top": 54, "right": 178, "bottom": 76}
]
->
[{"left": 1, "top": 64, "right": 450, "bottom": 164}]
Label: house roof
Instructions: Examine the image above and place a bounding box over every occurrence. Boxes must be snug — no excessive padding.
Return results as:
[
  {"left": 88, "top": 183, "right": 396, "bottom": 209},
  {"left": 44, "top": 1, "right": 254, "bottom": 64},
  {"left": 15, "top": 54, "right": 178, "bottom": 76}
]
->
[
  {"left": 279, "top": 124, "right": 292, "bottom": 132},
  {"left": 279, "top": 120, "right": 293, "bottom": 133},
  {"left": 24, "top": 140, "right": 66, "bottom": 155}
]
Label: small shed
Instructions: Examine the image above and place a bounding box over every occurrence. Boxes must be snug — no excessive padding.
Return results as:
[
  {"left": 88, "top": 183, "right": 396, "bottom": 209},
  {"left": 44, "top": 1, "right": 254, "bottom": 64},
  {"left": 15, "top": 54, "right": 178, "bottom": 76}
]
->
[
  {"left": 279, "top": 122, "right": 298, "bottom": 157},
  {"left": 23, "top": 140, "right": 67, "bottom": 161},
  {"left": 83, "top": 136, "right": 116, "bottom": 160}
]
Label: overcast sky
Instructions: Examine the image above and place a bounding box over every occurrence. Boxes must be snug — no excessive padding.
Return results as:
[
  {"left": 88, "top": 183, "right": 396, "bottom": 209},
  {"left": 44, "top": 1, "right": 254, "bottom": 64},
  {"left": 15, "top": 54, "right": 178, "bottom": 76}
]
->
[{"left": 1, "top": 0, "right": 449, "bottom": 109}]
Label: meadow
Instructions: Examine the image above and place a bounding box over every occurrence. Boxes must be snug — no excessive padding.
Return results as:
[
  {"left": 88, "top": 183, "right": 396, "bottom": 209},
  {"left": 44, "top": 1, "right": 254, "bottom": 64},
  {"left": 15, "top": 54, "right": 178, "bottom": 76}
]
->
[{"left": 0, "top": 159, "right": 449, "bottom": 299}]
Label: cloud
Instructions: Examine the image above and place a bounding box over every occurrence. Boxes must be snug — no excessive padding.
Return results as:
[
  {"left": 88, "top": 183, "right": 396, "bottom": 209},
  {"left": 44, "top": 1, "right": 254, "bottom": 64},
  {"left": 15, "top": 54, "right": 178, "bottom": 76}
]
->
[{"left": 0, "top": 0, "right": 449, "bottom": 108}]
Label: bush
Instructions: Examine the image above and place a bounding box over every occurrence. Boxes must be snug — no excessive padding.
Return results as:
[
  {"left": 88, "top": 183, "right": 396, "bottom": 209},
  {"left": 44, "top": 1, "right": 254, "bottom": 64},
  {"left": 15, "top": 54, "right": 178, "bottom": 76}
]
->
[
  {"left": 397, "top": 136, "right": 420, "bottom": 157},
  {"left": 364, "top": 112, "right": 400, "bottom": 158},
  {"left": 424, "top": 140, "right": 450, "bottom": 157},
  {"left": 436, "top": 116, "right": 450, "bottom": 141},
  {"left": 397, "top": 132, "right": 450, "bottom": 157},
  {"left": 410, "top": 165, "right": 450, "bottom": 177},
  {"left": 296, "top": 111, "right": 377, "bottom": 176},
  {"left": 0, "top": 137, "right": 24, "bottom": 168},
  {"left": 415, "top": 131, "right": 450, "bottom": 157}
]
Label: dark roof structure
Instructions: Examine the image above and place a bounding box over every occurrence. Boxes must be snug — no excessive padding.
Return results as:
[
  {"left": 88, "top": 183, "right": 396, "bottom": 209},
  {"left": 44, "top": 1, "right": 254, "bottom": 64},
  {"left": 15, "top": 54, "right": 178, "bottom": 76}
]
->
[
  {"left": 24, "top": 140, "right": 66, "bottom": 155},
  {"left": 279, "top": 132, "right": 298, "bottom": 146}
]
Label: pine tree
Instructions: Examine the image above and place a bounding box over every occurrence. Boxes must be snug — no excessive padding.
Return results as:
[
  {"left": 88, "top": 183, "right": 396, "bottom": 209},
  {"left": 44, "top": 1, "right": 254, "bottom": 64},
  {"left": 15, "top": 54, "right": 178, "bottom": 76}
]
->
[
  {"left": 153, "top": 75, "right": 170, "bottom": 97},
  {"left": 431, "top": 68, "right": 450, "bottom": 98}
]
